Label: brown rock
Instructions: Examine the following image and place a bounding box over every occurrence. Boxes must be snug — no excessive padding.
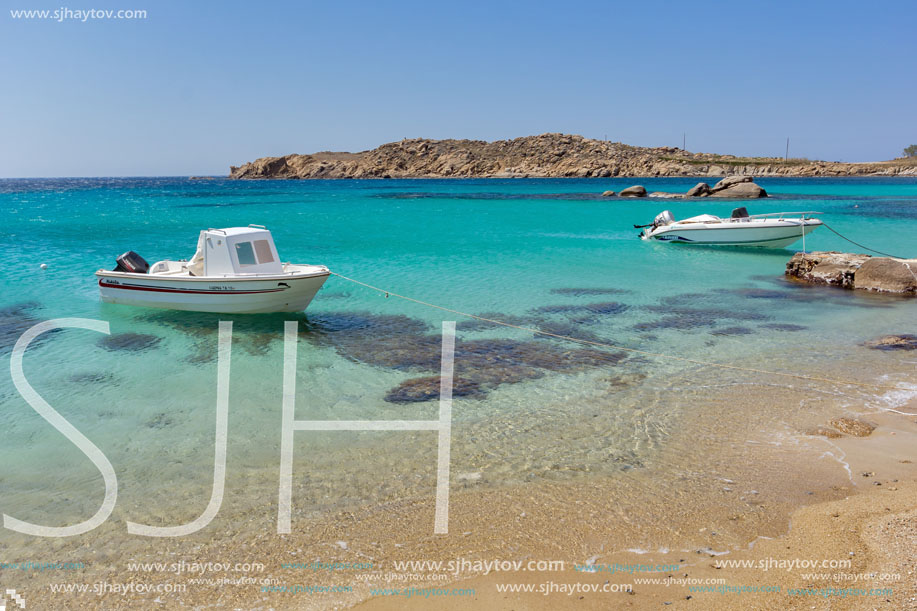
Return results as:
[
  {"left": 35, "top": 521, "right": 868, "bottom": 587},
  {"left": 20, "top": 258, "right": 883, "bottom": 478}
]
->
[
  {"left": 384, "top": 376, "right": 484, "bottom": 403},
  {"left": 862, "top": 334, "right": 917, "bottom": 351},
  {"left": 686, "top": 182, "right": 712, "bottom": 197},
  {"left": 708, "top": 182, "right": 768, "bottom": 198},
  {"left": 853, "top": 258, "right": 917, "bottom": 293},
  {"left": 785, "top": 251, "right": 872, "bottom": 288},
  {"left": 830, "top": 417, "right": 876, "bottom": 437},
  {"left": 601, "top": 190, "right": 616, "bottom": 197},
  {"left": 711, "top": 175, "right": 753, "bottom": 191},
  {"left": 619, "top": 185, "right": 647, "bottom": 197}
]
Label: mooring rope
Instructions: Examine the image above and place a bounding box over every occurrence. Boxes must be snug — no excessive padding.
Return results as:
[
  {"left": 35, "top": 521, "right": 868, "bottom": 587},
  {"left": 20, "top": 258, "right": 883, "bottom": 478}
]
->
[
  {"left": 329, "top": 271, "right": 906, "bottom": 392},
  {"left": 821, "top": 222, "right": 907, "bottom": 259}
]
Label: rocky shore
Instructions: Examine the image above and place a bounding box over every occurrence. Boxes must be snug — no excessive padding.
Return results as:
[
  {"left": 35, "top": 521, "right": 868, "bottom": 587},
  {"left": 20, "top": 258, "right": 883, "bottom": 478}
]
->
[
  {"left": 229, "top": 133, "right": 917, "bottom": 179},
  {"left": 786, "top": 251, "right": 917, "bottom": 294}
]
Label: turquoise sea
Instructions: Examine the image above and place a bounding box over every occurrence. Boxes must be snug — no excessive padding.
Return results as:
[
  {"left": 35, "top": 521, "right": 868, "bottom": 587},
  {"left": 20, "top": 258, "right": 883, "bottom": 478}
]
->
[{"left": 1, "top": 177, "right": 916, "bottom": 556}]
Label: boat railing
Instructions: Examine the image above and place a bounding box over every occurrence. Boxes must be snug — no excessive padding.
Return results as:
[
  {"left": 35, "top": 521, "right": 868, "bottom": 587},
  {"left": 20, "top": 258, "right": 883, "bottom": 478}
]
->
[{"left": 744, "top": 211, "right": 823, "bottom": 220}]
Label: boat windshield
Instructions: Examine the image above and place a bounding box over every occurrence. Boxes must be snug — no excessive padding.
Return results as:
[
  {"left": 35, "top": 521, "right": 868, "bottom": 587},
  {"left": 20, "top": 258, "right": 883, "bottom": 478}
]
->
[{"left": 235, "top": 241, "right": 258, "bottom": 266}]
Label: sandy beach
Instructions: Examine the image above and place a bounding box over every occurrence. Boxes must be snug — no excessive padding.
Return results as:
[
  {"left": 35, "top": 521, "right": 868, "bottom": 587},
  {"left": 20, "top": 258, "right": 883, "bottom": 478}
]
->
[
  {"left": 9, "top": 365, "right": 915, "bottom": 610},
  {"left": 356, "top": 409, "right": 917, "bottom": 611}
]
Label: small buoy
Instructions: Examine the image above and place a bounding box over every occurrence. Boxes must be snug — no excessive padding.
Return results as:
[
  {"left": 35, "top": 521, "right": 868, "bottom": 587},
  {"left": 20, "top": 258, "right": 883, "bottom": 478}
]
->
[
  {"left": 853, "top": 204, "right": 858, "bottom": 208},
  {"left": 40, "top": 263, "right": 48, "bottom": 270}
]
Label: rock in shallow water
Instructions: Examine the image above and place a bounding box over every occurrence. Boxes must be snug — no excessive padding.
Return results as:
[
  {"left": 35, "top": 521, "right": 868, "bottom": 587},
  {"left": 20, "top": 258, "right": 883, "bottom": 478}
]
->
[
  {"left": 853, "top": 258, "right": 917, "bottom": 294},
  {"left": 830, "top": 417, "right": 875, "bottom": 437},
  {"left": 98, "top": 333, "right": 161, "bottom": 352},
  {"left": 302, "top": 311, "right": 628, "bottom": 402},
  {"left": 785, "top": 251, "right": 871, "bottom": 288},
  {"left": 532, "top": 301, "right": 629, "bottom": 316},
  {"left": 862, "top": 334, "right": 917, "bottom": 350},
  {"left": 711, "top": 175, "right": 753, "bottom": 191},
  {"left": 619, "top": 185, "right": 647, "bottom": 197},
  {"left": 710, "top": 326, "right": 754, "bottom": 336},
  {"left": 550, "top": 287, "right": 632, "bottom": 296},
  {"left": 786, "top": 252, "right": 917, "bottom": 294},
  {"left": 686, "top": 182, "right": 712, "bottom": 197},
  {"left": 759, "top": 323, "right": 807, "bottom": 332},
  {"left": 384, "top": 376, "right": 485, "bottom": 403},
  {"left": 707, "top": 182, "right": 767, "bottom": 198},
  {"left": 0, "top": 302, "right": 49, "bottom": 354}
]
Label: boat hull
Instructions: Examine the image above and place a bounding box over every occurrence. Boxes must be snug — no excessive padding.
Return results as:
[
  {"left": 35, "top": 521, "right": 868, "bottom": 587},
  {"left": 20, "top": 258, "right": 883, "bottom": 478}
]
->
[
  {"left": 96, "top": 269, "right": 330, "bottom": 313},
  {"left": 645, "top": 220, "right": 821, "bottom": 248}
]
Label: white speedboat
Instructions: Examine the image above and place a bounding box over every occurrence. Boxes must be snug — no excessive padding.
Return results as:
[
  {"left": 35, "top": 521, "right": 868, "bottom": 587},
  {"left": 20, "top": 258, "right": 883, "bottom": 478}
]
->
[
  {"left": 638, "top": 207, "right": 822, "bottom": 248},
  {"left": 96, "top": 226, "right": 330, "bottom": 313}
]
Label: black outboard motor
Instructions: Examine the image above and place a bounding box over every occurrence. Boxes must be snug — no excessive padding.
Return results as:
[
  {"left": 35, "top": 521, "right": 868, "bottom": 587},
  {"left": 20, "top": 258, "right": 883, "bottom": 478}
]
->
[{"left": 113, "top": 251, "right": 150, "bottom": 274}]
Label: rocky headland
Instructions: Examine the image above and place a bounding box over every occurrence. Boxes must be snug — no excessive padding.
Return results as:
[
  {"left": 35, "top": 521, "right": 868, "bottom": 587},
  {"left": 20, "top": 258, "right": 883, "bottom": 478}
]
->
[{"left": 229, "top": 133, "right": 917, "bottom": 179}]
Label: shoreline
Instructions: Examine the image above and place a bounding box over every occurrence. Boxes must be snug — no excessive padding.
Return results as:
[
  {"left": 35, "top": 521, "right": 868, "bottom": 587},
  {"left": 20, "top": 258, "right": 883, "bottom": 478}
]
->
[
  {"left": 9, "top": 362, "right": 916, "bottom": 610},
  {"left": 360, "top": 408, "right": 917, "bottom": 610}
]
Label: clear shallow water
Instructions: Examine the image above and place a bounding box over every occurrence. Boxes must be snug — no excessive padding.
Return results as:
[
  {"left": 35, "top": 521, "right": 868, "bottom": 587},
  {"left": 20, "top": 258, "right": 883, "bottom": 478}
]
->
[{"left": 1, "top": 176, "right": 915, "bottom": 532}]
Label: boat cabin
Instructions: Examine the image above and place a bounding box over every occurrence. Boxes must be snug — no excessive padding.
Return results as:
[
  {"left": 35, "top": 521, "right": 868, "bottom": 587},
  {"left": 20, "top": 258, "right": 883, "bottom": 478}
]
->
[{"left": 185, "top": 226, "right": 283, "bottom": 277}]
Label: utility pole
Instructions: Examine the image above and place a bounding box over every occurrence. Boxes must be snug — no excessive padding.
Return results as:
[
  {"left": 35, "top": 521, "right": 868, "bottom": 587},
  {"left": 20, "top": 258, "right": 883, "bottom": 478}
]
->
[{"left": 785, "top": 138, "right": 789, "bottom": 162}]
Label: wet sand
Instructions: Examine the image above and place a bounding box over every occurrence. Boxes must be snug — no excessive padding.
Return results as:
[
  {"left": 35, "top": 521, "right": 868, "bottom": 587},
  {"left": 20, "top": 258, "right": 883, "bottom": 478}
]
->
[
  {"left": 358, "top": 410, "right": 917, "bottom": 611},
  {"left": 8, "top": 369, "right": 915, "bottom": 610}
]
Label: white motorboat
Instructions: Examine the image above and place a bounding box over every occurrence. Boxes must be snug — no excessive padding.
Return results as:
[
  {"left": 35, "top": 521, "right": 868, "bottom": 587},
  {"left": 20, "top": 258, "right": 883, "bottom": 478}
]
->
[
  {"left": 638, "top": 207, "right": 823, "bottom": 248},
  {"left": 96, "top": 225, "right": 330, "bottom": 313}
]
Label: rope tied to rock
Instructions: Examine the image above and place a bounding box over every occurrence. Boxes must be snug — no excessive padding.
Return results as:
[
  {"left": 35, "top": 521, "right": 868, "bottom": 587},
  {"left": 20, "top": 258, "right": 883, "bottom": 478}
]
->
[{"left": 329, "top": 271, "right": 905, "bottom": 392}]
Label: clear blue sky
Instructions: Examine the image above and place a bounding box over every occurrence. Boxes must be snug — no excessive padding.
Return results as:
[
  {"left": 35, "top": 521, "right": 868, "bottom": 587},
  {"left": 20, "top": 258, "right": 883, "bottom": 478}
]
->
[{"left": 2, "top": 0, "right": 915, "bottom": 176}]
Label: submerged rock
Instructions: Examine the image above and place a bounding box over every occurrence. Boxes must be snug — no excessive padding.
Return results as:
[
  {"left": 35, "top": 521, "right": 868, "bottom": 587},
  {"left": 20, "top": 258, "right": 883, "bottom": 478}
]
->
[
  {"left": 759, "top": 323, "right": 807, "bottom": 332},
  {"left": 145, "top": 412, "right": 176, "bottom": 429},
  {"left": 830, "top": 417, "right": 875, "bottom": 437},
  {"left": 710, "top": 326, "right": 754, "bottom": 336},
  {"left": 862, "top": 334, "right": 917, "bottom": 350},
  {"left": 301, "top": 311, "right": 628, "bottom": 403},
  {"left": 98, "top": 333, "right": 161, "bottom": 352},
  {"left": 532, "top": 301, "right": 629, "bottom": 316},
  {"left": 550, "top": 287, "right": 632, "bottom": 296},
  {"left": 601, "top": 190, "right": 616, "bottom": 197},
  {"left": 644, "top": 305, "right": 768, "bottom": 322},
  {"left": 385, "top": 376, "right": 485, "bottom": 403},
  {"left": 456, "top": 312, "right": 541, "bottom": 333},
  {"left": 69, "top": 372, "right": 117, "bottom": 384},
  {"left": 0, "top": 302, "right": 46, "bottom": 354},
  {"left": 634, "top": 316, "right": 717, "bottom": 331}
]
